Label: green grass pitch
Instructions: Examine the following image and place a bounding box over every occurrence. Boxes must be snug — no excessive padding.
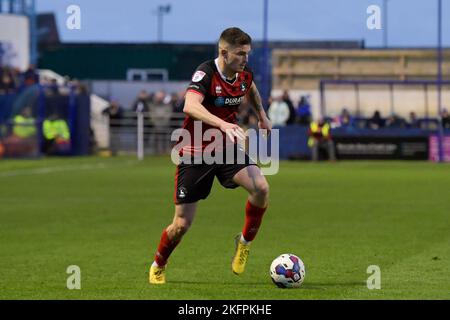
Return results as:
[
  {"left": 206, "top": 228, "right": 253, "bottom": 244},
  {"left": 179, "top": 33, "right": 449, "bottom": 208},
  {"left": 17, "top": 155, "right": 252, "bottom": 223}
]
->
[{"left": 0, "top": 156, "right": 449, "bottom": 299}]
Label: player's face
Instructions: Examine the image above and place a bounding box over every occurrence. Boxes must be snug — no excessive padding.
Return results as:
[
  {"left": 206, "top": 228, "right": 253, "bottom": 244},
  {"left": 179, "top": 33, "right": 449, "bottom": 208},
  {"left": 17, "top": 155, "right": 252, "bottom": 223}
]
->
[{"left": 225, "top": 44, "right": 251, "bottom": 73}]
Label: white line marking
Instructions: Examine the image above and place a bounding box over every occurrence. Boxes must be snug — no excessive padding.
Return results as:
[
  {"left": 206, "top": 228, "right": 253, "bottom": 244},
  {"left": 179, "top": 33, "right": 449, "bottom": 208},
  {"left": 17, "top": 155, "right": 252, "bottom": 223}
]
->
[{"left": 0, "top": 161, "right": 137, "bottom": 177}]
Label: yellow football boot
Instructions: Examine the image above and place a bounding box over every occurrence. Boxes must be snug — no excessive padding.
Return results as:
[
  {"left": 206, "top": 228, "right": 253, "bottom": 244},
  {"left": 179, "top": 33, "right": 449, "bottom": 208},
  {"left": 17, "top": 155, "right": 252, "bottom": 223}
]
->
[
  {"left": 231, "top": 233, "right": 250, "bottom": 275},
  {"left": 149, "top": 264, "right": 166, "bottom": 284}
]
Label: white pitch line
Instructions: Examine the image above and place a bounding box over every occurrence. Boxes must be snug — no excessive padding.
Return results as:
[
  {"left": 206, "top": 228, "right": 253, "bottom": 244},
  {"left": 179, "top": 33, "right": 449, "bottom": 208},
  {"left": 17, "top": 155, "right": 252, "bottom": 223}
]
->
[{"left": 0, "top": 160, "right": 137, "bottom": 177}]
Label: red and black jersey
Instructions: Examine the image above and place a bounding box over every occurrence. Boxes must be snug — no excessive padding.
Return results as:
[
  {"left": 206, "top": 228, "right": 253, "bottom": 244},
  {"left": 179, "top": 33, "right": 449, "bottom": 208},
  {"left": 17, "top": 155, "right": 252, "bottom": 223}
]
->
[{"left": 180, "top": 59, "right": 253, "bottom": 154}]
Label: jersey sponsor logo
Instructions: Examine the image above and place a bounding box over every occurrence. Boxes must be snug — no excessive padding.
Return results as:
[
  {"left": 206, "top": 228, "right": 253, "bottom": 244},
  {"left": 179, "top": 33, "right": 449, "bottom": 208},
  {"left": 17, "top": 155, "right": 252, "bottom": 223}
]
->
[
  {"left": 192, "top": 70, "right": 206, "bottom": 82},
  {"left": 214, "top": 96, "right": 244, "bottom": 107},
  {"left": 215, "top": 96, "right": 225, "bottom": 107}
]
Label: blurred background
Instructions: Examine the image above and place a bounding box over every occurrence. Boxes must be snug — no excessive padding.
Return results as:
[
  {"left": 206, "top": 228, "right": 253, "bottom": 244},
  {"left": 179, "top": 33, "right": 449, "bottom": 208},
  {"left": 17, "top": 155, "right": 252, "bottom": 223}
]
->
[
  {"left": 2, "top": 1, "right": 450, "bottom": 300},
  {"left": 1, "top": 0, "right": 449, "bottom": 161}
]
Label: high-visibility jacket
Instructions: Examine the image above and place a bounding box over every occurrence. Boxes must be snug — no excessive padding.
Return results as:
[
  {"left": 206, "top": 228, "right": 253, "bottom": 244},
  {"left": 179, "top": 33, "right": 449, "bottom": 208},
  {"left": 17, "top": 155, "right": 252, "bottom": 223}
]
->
[
  {"left": 308, "top": 121, "right": 330, "bottom": 147},
  {"left": 43, "top": 119, "right": 70, "bottom": 140},
  {"left": 13, "top": 115, "right": 37, "bottom": 138}
]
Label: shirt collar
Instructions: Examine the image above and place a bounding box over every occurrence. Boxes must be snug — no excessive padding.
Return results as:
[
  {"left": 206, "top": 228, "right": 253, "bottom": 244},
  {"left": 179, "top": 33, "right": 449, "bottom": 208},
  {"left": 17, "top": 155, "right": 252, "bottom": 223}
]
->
[{"left": 215, "top": 58, "right": 238, "bottom": 83}]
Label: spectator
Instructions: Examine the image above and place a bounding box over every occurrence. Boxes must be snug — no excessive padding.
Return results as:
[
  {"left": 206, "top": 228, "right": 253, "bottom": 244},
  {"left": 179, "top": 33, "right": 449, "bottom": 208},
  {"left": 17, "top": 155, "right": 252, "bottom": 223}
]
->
[
  {"left": 282, "top": 90, "right": 296, "bottom": 125},
  {"left": 1, "top": 106, "right": 38, "bottom": 157},
  {"left": 48, "top": 79, "right": 60, "bottom": 96},
  {"left": 308, "top": 118, "right": 336, "bottom": 161},
  {"left": 0, "top": 68, "right": 16, "bottom": 94},
  {"left": 268, "top": 96, "right": 290, "bottom": 126},
  {"left": 132, "top": 90, "right": 155, "bottom": 148},
  {"left": 368, "top": 110, "right": 384, "bottom": 129},
  {"left": 76, "top": 83, "right": 89, "bottom": 95},
  {"left": 148, "top": 90, "right": 173, "bottom": 154},
  {"left": 170, "top": 91, "right": 185, "bottom": 113},
  {"left": 441, "top": 108, "right": 450, "bottom": 129},
  {"left": 296, "top": 95, "right": 312, "bottom": 126},
  {"left": 169, "top": 91, "right": 186, "bottom": 130},
  {"left": 132, "top": 90, "right": 151, "bottom": 113},
  {"left": 103, "top": 99, "right": 124, "bottom": 123},
  {"left": 22, "top": 65, "right": 39, "bottom": 87},
  {"left": 12, "top": 106, "right": 36, "bottom": 138},
  {"left": 102, "top": 99, "right": 124, "bottom": 156},
  {"left": 407, "top": 111, "right": 420, "bottom": 129},
  {"left": 385, "top": 113, "right": 406, "bottom": 129},
  {"left": 42, "top": 112, "right": 71, "bottom": 155},
  {"left": 334, "top": 108, "right": 354, "bottom": 128}
]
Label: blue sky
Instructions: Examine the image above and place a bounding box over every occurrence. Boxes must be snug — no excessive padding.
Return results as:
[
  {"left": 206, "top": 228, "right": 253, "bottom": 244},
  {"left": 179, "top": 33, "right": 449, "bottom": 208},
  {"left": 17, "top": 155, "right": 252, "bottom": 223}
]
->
[{"left": 36, "top": 0, "right": 450, "bottom": 47}]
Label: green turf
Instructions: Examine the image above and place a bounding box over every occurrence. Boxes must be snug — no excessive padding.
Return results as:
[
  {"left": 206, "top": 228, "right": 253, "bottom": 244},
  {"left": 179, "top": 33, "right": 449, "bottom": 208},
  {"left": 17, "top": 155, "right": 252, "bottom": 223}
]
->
[{"left": 0, "top": 156, "right": 449, "bottom": 299}]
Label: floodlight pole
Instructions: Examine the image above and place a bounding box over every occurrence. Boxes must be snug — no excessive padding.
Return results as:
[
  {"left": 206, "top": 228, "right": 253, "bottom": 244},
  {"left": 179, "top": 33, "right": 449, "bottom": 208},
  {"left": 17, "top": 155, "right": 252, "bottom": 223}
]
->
[
  {"left": 437, "top": 0, "right": 444, "bottom": 162},
  {"left": 261, "top": 0, "right": 269, "bottom": 106},
  {"left": 29, "top": 0, "right": 38, "bottom": 66},
  {"left": 156, "top": 5, "right": 171, "bottom": 43},
  {"left": 383, "top": 0, "right": 389, "bottom": 48}
]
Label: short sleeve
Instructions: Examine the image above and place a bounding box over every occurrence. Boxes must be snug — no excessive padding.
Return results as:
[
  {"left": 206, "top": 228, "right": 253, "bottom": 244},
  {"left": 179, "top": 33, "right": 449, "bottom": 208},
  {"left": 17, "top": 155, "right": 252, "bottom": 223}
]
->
[{"left": 186, "top": 62, "right": 213, "bottom": 97}]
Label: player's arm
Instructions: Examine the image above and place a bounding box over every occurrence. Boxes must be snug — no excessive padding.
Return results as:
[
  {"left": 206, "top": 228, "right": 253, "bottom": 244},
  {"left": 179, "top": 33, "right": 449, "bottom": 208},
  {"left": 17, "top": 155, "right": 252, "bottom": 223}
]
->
[
  {"left": 184, "top": 91, "right": 226, "bottom": 128},
  {"left": 184, "top": 91, "right": 245, "bottom": 140},
  {"left": 247, "top": 81, "right": 272, "bottom": 133}
]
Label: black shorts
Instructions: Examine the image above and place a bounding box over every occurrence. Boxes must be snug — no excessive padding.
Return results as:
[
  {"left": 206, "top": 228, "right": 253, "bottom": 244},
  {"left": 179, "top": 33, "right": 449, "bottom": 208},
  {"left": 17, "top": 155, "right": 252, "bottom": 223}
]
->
[{"left": 173, "top": 148, "right": 257, "bottom": 204}]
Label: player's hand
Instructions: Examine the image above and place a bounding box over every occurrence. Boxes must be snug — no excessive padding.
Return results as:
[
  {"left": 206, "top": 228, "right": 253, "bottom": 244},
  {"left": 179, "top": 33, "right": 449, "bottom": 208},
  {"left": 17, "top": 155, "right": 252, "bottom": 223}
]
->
[
  {"left": 258, "top": 115, "right": 272, "bottom": 137},
  {"left": 219, "top": 121, "right": 246, "bottom": 142}
]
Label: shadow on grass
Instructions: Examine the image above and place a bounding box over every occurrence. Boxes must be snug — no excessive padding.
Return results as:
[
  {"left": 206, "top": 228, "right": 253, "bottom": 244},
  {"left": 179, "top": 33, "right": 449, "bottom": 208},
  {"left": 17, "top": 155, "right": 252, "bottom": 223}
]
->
[
  {"left": 163, "top": 280, "right": 366, "bottom": 290},
  {"left": 168, "top": 280, "right": 270, "bottom": 286},
  {"left": 301, "top": 281, "right": 366, "bottom": 290}
]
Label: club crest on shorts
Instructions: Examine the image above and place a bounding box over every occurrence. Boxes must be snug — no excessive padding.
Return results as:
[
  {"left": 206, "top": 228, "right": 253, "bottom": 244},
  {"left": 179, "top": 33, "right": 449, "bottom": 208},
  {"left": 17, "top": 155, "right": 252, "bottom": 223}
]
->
[{"left": 178, "top": 187, "right": 187, "bottom": 199}]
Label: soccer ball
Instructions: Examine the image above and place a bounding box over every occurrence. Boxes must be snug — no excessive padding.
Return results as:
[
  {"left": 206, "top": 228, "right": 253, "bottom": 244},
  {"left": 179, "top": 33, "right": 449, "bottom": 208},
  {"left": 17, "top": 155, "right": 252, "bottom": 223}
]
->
[{"left": 270, "top": 253, "right": 306, "bottom": 288}]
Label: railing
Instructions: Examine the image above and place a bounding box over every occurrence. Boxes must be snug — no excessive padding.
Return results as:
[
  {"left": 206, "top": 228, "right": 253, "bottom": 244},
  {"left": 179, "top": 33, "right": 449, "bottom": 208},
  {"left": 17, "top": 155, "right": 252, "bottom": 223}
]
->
[{"left": 105, "top": 110, "right": 185, "bottom": 156}]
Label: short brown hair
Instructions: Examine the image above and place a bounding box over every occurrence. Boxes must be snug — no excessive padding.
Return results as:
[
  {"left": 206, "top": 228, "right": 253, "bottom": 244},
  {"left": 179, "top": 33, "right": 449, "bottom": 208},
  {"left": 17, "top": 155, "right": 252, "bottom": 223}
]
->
[{"left": 219, "top": 27, "right": 252, "bottom": 47}]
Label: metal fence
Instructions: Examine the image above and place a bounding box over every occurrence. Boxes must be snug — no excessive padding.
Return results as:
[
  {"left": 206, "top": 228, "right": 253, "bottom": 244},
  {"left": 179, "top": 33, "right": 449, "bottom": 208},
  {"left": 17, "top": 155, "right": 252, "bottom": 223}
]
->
[{"left": 106, "top": 110, "right": 185, "bottom": 156}]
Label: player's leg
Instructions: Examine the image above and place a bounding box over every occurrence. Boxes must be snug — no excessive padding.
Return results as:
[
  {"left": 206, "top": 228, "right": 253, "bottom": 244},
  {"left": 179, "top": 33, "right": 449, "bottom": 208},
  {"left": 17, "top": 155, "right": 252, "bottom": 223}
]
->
[
  {"left": 150, "top": 203, "right": 197, "bottom": 284},
  {"left": 166, "top": 203, "right": 198, "bottom": 242},
  {"left": 155, "top": 203, "right": 198, "bottom": 266},
  {"left": 150, "top": 162, "right": 215, "bottom": 284},
  {"left": 233, "top": 164, "right": 269, "bottom": 241},
  {"left": 231, "top": 165, "right": 269, "bottom": 274}
]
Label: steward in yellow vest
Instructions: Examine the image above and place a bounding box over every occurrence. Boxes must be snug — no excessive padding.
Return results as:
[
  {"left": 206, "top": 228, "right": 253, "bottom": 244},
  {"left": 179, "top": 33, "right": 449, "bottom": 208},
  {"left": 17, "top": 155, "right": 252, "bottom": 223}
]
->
[
  {"left": 43, "top": 119, "right": 71, "bottom": 141},
  {"left": 307, "top": 119, "right": 336, "bottom": 161},
  {"left": 13, "top": 115, "right": 37, "bottom": 138},
  {"left": 308, "top": 120, "right": 331, "bottom": 147},
  {"left": 42, "top": 114, "right": 71, "bottom": 155},
  {"left": 12, "top": 107, "right": 36, "bottom": 138}
]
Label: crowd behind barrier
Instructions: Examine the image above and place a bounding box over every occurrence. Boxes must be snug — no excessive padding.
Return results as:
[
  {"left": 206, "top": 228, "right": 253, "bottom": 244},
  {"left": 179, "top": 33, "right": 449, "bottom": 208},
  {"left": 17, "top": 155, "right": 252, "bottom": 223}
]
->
[
  {"left": 0, "top": 65, "right": 90, "bottom": 158},
  {"left": 2, "top": 64, "right": 449, "bottom": 160}
]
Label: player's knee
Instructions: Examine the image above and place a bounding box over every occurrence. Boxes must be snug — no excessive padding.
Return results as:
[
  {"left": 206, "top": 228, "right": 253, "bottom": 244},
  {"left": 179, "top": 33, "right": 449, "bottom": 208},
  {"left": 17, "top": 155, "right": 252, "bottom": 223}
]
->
[
  {"left": 174, "top": 218, "right": 191, "bottom": 235},
  {"left": 253, "top": 180, "right": 269, "bottom": 199}
]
